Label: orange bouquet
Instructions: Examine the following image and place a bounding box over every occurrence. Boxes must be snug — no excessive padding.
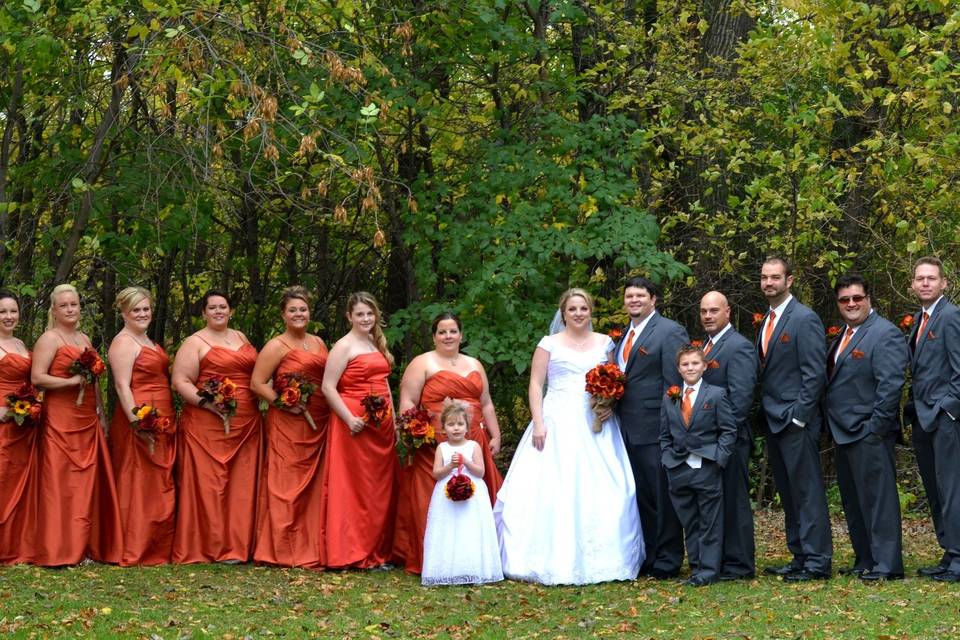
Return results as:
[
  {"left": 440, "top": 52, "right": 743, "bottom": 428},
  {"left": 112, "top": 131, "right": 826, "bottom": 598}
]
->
[
  {"left": 395, "top": 406, "right": 435, "bottom": 464},
  {"left": 361, "top": 393, "right": 391, "bottom": 430},
  {"left": 273, "top": 372, "right": 317, "bottom": 430},
  {"left": 584, "top": 362, "right": 626, "bottom": 433},
  {"left": 198, "top": 375, "right": 238, "bottom": 434},
  {"left": 5, "top": 383, "right": 42, "bottom": 427},
  {"left": 69, "top": 347, "right": 106, "bottom": 406},
  {"left": 131, "top": 403, "right": 174, "bottom": 453}
]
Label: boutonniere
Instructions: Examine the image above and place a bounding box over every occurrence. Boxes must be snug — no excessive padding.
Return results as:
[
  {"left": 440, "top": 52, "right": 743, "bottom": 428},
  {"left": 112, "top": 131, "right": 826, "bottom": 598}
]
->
[
  {"left": 927, "top": 330, "right": 938, "bottom": 340},
  {"left": 851, "top": 349, "right": 865, "bottom": 359},
  {"left": 638, "top": 346, "right": 649, "bottom": 356},
  {"left": 666, "top": 385, "right": 681, "bottom": 404},
  {"left": 899, "top": 314, "right": 915, "bottom": 333},
  {"left": 779, "top": 333, "right": 791, "bottom": 343},
  {"left": 706, "top": 360, "right": 720, "bottom": 369},
  {"left": 752, "top": 312, "right": 765, "bottom": 329},
  {"left": 826, "top": 325, "right": 841, "bottom": 340},
  {"left": 607, "top": 325, "right": 626, "bottom": 341},
  {"left": 702, "top": 402, "right": 713, "bottom": 410},
  {"left": 690, "top": 339, "right": 704, "bottom": 348}
]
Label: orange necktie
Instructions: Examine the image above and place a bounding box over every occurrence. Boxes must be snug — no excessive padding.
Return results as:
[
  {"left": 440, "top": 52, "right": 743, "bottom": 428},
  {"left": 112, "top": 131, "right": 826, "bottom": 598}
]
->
[
  {"left": 762, "top": 310, "right": 777, "bottom": 355},
  {"left": 703, "top": 339, "right": 713, "bottom": 356},
  {"left": 623, "top": 330, "right": 635, "bottom": 365},
  {"left": 836, "top": 326, "right": 854, "bottom": 359},
  {"left": 916, "top": 311, "right": 930, "bottom": 346},
  {"left": 681, "top": 387, "right": 694, "bottom": 427}
]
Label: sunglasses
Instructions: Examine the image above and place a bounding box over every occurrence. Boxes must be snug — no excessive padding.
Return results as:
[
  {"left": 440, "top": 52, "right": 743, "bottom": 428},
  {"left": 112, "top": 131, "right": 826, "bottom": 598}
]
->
[{"left": 837, "top": 295, "right": 867, "bottom": 304}]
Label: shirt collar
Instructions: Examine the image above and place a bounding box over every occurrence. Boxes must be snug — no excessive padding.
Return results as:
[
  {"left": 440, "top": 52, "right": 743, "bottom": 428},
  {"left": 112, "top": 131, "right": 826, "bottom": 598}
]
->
[
  {"left": 923, "top": 296, "right": 944, "bottom": 316},
  {"left": 769, "top": 294, "right": 793, "bottom": 318},
  {"left": 709, "top": 323, "right": 732, "bottom": 343}
]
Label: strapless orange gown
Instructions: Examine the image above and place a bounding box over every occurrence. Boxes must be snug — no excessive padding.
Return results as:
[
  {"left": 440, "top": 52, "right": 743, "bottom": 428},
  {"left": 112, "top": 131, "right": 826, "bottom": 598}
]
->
[
  {"left": 0, "top": 351, "right": 39, "bottom": 564},
  {"left": 36, "top": 345, "right": 122, "bottom": 566},
  {"left": 172, "top": 344, "right": 262, "bottom": 563},
  {"left": 254, "top": 347, "right": 330, "bottom": 568},
  {"left": 110, "top": 345, "right": 176, "bottom": 566},
  {"left": 392, "top": 370, "right": 504, "bottom": 573},
  {"left": 320, "top": 352, "right": 399, "bottom": 568}
]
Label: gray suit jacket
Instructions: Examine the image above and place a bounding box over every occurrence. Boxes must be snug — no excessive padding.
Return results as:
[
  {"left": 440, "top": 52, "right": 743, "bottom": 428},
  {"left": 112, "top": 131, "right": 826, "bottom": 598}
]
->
[
  {"left": 702, "top": 326, "right": 757, "bottom": 440},
  {"left": 659, "top": 383, "right": 737, "bottom": 469},
  {"left": 617, "top": 312, "right": 689, "bottom": 446},
  {"left": 908, "top": 298, "right": 960, "bottom": 432},
  {"left": 823, "top": 313, "right": 908, "bottom": 445},
  {"left": 756, "top": 297, "right": 826, "bottom": 434}
]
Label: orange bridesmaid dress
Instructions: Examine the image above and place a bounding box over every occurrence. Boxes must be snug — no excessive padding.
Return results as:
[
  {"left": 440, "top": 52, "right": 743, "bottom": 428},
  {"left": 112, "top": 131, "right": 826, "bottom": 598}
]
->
[
  {"left": 172, "top": 343, "right": 261, "bottom": 563},
  {"left": 110, "top": 344, "right": 176, "bottom": 566},
  {"left": 320, "top": 351, "right": 400, "bottom": 568},
  {"left": 254, "top": 344, "right": 330, "bottom": 568},
  {"left": 36, "top": 344, "right": 123, "bottom": 566},
  {"left": 392, "top": 370, "right": 503, "bottom": 573},
  {"left": 0, "top": 348, "right": 39, "bottom": 564}
]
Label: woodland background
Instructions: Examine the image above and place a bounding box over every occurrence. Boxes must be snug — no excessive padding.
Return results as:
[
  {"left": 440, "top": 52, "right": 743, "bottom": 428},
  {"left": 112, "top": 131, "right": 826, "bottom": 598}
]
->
[{"left": 1, "top": 0, "right": 959, "bottom": 500}]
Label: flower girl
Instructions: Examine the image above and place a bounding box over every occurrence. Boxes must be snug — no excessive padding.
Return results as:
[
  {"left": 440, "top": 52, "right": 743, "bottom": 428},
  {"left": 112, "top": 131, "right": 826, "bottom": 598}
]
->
[{"left": 421, "top": 401, "right": 503, "bottom": 586}]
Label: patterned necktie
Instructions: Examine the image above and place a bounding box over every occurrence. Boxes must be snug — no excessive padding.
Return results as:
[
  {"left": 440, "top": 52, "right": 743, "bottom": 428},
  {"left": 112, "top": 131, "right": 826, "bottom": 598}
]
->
[
  {"left": 916, "top": 311, "right": 930, "bottom": 347},
  {"left": 623, "top": 329, "right": 635, "bottom": 365},
  {"left": 837, "top": 326, "right": 854, "bottom": 358},
  {"left": 762, "top": 310, "right": 776, "bottom": 356},
  {"left": 681, "top": 387, "right": 695, "bottom": 427}
]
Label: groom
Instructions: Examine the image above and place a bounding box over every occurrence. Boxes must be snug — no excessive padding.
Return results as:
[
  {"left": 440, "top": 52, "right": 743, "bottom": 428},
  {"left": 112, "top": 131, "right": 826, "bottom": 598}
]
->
[{"left": 616, "top": 276, "right": 689, "bottom": 577}]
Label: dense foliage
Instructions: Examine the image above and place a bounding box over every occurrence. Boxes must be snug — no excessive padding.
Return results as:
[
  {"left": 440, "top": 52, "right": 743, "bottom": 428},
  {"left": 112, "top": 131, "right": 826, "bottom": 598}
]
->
[{"left": 1, "top": 1, "right": 958, "bottom": 451}]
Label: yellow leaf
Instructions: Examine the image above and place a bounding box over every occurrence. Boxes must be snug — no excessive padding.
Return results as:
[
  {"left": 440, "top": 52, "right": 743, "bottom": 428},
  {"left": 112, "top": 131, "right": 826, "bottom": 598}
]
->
[{"left": 944, "top": 102, "right": 953, "bottom": 114}]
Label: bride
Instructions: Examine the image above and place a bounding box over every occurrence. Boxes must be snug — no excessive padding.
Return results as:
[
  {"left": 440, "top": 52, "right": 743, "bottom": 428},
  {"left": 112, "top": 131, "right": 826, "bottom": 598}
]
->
[{"left": 494, "top": 288, "right": 644, "bottom": 584}]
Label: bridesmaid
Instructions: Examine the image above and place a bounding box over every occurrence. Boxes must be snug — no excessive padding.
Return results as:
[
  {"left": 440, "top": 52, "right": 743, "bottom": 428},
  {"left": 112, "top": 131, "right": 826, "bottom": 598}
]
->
[
  {"left": 392, "top": 312, "right": 504, "bottom": 574},
  {"left": 320, "top": 291, "right": 400, "bottom": 568},
  {"left": 107, "top": 287, "right": 176, "bottom": 566},
  {"left": 251, "top": 286, "right": 329, "bottom": 568},
  {"left": 171, "top": 290, "right": 261, "bottom": 563},
  {"left": 0, "top": 290, "right": 39, "bottom": 564},
  {"left": 31, "top": 284, "right": 122, "bottom": 566}
]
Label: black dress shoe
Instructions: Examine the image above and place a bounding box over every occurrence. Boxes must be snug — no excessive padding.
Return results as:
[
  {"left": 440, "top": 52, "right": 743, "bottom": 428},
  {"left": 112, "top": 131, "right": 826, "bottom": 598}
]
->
[
  {"left": 783, "top": 569, "right": 830, "bottom": 582},
  {"left": 932, "top": 570, "right": 960, "bottom": 583},
  {"left": 717, "top": 572, "right": 754, "bottom": 581},
  {"left": 918, "top": 564, "right": 949, "bottom": 577},
  {"left": 685, "top": 574, "right": 716, "bottom": 587},
  {"left": 838, "top": 566, "right": 866, "bottom": 576},
  {"left": 860, "top": 571, "right": 904, "bottom": 582},
  {"left": 648, "top": 568, "right": 681, "bottom": 579},
  {"left": 764, "top": 564, "right": 801, "bottom": 576}
]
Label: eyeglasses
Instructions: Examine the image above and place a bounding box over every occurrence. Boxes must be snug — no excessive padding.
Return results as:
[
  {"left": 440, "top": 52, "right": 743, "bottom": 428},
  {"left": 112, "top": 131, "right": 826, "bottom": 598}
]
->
[{"left": 837, "top": 295, "right": 867, "bottom": 304}]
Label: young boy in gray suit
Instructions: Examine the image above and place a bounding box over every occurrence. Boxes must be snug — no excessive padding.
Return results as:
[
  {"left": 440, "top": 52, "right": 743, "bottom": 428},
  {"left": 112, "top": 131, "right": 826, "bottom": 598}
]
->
[{"left": 659, "top": 344, "right": 737, "bottom": 586}]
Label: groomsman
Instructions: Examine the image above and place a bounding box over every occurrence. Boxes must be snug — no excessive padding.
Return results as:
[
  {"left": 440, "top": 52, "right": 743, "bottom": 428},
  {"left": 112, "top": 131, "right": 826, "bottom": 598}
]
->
[
  {"left": 699, "top": 291, "right": 757, "bottom": 580},
  {"left": 616, "top": 276, "right": 689, "bottom": 577},
  {"left": 905, "top": 256, "right": 960, "bottom": 581},
  {"left": 756, "top": 256, "right": 832, "bottom": 581},
  {"left": 824, "top": 273, "right": 906, "bottom": 581}
]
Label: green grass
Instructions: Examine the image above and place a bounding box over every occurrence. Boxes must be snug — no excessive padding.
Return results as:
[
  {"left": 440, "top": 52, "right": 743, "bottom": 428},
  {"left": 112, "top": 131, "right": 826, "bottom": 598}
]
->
[{"left": 0, "top": 512, "right": 954, "bottom": 639}]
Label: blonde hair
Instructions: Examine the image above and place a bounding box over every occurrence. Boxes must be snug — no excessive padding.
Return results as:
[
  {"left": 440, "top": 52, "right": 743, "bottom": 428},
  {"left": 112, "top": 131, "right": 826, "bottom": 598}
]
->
[
  {"left": 440, "top": 399, "right": 470, "bottom": 428},
  {"left": 347, "top": 291, "right": 394, "bottom": 366},
  {"left": 558, "top": 287, "right": 593, "bottom": 321},
  {"left": 47, "top": 283, "right": 80, "bottom": 330},
  {"left": 115, "top": 286, "right": 153, "bottom": 314}
]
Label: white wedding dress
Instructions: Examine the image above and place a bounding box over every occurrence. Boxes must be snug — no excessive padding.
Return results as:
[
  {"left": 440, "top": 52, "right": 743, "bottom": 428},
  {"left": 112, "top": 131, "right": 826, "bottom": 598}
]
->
[{"left": 494, "top": 335, "right": 644, "bottom": 584}]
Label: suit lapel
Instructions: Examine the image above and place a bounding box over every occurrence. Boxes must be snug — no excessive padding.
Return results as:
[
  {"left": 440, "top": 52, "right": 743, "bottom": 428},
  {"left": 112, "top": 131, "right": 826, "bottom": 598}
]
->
[
  {"left": 762, "top": 298, "right": 794, "bottom": 362},
  {"left": 915, "top": 302, "right": 944, "bottom": 361},
  {"left": 688, "top": 386, "right": 709, "bottom": 429},
  {"left": 832, "top": 315, "right": 874, "bottom": 378},
  {"left": 625, "top": 313, "right": 658, "bottom": 375}
]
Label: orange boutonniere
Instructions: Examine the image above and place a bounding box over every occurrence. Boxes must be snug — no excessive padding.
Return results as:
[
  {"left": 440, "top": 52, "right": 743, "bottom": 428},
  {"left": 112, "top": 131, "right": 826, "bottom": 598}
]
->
[
  {"left": 752, "top": 312, "right": 765, "bottom": 329},
  {"left": 666, "top": 385, "right": 682, "bottom": 403},
  {"left": 826, "top": 325, "right": 841, "bottom": 339},
  {"left": 638, "top": 346, "right": 649, "bottom": 356},
  {"left": 607, "top": 325, "right": 626, "bottom": 341},
  {"left": 779, "top": 333, "right": 791, "bottom": 343},
  {"left": 899, "top": 314, "right": 915, "bottom": 332},
  {"left": 690, "top": 339, "right": 704, "bottom": 348},
  {"left": 851, "top": 349, "right": 865, "bottom": 359},
  {"left": 706, "top": 360, "right": 720, "bottom": 369}
]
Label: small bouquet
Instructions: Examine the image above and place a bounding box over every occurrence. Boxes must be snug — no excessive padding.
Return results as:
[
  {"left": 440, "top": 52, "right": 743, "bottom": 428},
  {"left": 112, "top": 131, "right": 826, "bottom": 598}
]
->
[
  {"left": 273, "top": 372, "right": 317, "bottom": 430},
  {"left": 131, "top": 403, "right": 174, "bottom": 453},
  {"left": 445, "top": 463, "right": 475, "bottom": 502},
  {"left": 361, "top": 393, "right": 391, "bottom": 429},
  {"left": 584, "top": 362, "right": 626, "bottom": 433},
  {"left": 395, "top": 406, "right": 436, "bottom": 464},
  {"left": 4, "top": 383, "right": 42, "bottom": 427},
  {"left": 667, "top": 385, "right": 682, "bottom": 404},
  {"left": 197, "top": 375, "right": 238, "bottom": 434},
  {"left": 69, "top": 347, "right": 106, "bottom": 406}
]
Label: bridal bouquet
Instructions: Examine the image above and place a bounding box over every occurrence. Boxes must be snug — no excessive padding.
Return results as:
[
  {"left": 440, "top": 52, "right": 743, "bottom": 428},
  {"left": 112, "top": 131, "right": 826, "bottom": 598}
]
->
[
  {"left": 197, "top": 375, "right": 238, "bottom": 434},
  {"left": 69, "top": 347, "right": 106, "bottom": 406},
  {"left": 445, "top": 463, "right": 475, "bottom": 502},
  {"left": 395, "top": 406, "right": 435, "bottom": 464},
  {"left": 584, "top": 362, "right": 626, "bottom": 433},
  {"left": 5, "top": 383, "right": 42, "bottom": 427},
  {"left": 361, "top": 393, "right": 391, "bottom": 429},
  {"left": 273, "top": 372, "right": 317, "bottom": 430},
  {"left": 131, "top": 403, "right": 174, "bottom": 453}
]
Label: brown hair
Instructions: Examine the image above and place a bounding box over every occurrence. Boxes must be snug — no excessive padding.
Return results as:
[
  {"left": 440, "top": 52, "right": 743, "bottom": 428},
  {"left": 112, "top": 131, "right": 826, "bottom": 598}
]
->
[
  {"left": 440, "top": 399, "right": 470, "bottom": 428},
  {"left": 280, "top": 286, "right": 312, "bottom": 311},
  {"left": 913, "top": 256, "right": 945, "bottom": 278},
  {"left": 675, "top": 343, "right": 705, "bottom": 366},
  {"left": 347, "top": 291, "right": 394, "bottom": 366}
]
